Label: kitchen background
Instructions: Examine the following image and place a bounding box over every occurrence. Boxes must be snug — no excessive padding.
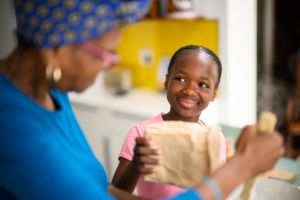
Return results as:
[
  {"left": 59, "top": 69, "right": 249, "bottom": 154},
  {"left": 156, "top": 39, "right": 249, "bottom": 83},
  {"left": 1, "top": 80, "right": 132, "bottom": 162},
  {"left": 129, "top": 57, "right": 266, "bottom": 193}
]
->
[{"left": 1, "top": 0, "right": 299, "bottom": 194}]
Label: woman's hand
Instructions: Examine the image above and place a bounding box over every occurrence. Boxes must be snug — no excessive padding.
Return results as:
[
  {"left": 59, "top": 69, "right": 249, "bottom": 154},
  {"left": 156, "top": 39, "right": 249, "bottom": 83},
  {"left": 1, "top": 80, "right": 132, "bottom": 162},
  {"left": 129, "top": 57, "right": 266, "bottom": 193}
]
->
[
  {"left": 131, "top": 137, "right": 161, "bottom": 175},
  {"left": 235, "top": 125, "right": 284, "bottom": 177},
  {"left": 195, "top": 125, "right": 284, "bottom": 200}
]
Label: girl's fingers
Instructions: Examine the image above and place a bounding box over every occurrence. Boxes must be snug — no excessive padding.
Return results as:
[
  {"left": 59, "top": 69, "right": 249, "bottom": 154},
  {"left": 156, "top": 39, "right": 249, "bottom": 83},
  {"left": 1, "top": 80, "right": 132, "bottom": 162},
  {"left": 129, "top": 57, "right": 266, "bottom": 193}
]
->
[
  {"left": 133, "top": 137, "right": 162, "bottom": 174},
  {"left": 135, "top": 137, "right": 159, "bottom": 149},
  {"left": 139, "top": 155, "right": 161, "bottom": 165},
  {"left": 135, "top": 137, "right": 150, "bottom": 146},
  {"left": 137, "top": 163, "right": 158, "bottom": 174},
  {"left": 138, "top": 166, "right": 155, "bottom": 174},
  {"left": 135, "top": 146, "right": 161, "bottom": 156}
]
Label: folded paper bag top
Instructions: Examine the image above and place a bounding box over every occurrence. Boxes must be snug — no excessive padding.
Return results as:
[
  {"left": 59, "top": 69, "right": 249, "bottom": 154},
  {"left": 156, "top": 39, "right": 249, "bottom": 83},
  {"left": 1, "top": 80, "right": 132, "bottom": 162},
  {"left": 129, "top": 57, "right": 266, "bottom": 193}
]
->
[{"left": 144, "top": 121, "right": 223, "bottom": 188}]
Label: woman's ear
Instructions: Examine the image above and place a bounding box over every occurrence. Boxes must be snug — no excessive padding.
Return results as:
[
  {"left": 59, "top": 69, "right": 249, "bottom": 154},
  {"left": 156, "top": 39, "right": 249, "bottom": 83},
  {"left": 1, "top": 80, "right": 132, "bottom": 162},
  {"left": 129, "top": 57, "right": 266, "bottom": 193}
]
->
[
  {"left": 40, "top": 48, "right": 56, "bottom": 65},
  {"left": 40, "top": 45, "right": 72, "bottom": 67}
]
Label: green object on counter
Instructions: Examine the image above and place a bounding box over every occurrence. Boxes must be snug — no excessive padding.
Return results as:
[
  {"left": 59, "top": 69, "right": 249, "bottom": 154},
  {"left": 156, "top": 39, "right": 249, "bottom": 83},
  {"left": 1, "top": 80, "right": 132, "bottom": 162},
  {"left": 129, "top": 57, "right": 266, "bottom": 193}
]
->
[
  {"left": 275, "top": 157, "right": 300, "bottom": 186},
  {"left": 220, "top": 123, "right": 241, "bottom": 149}
]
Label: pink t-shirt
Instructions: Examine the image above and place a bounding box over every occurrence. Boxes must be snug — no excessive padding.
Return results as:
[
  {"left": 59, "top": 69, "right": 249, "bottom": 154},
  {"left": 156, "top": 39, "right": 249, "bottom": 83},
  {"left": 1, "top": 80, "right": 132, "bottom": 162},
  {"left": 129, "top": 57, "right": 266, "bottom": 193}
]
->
[{"left": 119, "top": 113, "right": 226, "bottom": 200}]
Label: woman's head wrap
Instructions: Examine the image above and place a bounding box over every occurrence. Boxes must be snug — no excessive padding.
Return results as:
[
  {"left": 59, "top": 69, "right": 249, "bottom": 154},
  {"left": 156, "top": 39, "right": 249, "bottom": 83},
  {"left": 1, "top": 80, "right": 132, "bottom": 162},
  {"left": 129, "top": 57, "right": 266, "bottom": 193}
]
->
[{"left": 14, "top": 0, "right": 150, "bottom": 48}]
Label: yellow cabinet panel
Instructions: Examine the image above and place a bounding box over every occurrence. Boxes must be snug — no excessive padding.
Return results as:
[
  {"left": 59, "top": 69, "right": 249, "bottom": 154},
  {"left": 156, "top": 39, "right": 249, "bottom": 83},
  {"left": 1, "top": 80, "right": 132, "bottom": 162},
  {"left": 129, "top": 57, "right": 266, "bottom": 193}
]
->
[{"left": 116, "top": 19, "right": 218, "bottom": 91}]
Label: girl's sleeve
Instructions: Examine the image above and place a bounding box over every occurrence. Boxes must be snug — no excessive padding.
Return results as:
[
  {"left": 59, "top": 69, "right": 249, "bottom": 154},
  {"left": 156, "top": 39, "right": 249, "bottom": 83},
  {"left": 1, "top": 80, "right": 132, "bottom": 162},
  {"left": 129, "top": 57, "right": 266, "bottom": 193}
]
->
[{"left": 119, "top": 124, "right": 143, "bottom": 161}]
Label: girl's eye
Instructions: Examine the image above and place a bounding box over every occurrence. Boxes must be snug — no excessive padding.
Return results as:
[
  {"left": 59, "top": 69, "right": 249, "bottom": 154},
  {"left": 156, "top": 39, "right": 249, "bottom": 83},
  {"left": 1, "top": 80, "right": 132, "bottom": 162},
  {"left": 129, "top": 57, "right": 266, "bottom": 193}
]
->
[
  {"left": 174, "top": 77, "right": 185, "bottom": 82},
  {"left": 199, "top": 82, "right": 210, "bottom": 89}
]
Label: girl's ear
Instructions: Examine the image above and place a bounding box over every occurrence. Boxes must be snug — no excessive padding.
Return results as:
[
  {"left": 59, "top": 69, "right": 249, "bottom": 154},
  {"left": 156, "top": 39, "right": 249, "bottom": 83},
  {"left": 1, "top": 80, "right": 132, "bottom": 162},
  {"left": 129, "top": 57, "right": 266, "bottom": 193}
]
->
[
  {"left": 164, "top": 74, "right": 169, "bottom": 90},
  {"left": 211, "top": 88, "right": 219, "bottom": 101}
]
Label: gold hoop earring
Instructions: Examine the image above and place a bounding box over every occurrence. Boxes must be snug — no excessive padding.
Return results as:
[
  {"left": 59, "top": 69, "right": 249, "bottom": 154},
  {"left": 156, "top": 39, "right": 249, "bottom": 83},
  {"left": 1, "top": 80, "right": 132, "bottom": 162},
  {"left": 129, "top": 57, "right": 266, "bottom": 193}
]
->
[{"left": 45, "top": 64, "right": 62, "bottom": 83}]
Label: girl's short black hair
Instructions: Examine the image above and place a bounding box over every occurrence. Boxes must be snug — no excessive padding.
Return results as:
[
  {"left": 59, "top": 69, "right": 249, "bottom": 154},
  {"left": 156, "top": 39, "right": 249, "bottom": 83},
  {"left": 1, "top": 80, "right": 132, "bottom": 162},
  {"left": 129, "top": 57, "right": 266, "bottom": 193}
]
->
[{"left": 167, "top": 45, "right": 222, "bottom": 88}]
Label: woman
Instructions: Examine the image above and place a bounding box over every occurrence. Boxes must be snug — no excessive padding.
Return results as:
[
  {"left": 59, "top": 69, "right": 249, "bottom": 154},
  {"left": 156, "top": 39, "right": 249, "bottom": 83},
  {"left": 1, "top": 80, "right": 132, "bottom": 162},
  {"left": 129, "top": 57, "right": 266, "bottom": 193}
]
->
[{"left": 0, "top": 0, "right": 284, "bottom": 200}]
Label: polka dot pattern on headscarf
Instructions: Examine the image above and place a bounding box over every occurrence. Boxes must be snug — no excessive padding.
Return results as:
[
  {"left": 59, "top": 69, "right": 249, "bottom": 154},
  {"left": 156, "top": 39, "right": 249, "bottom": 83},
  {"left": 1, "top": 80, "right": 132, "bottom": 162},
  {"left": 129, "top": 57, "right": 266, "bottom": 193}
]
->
[{"left": 14, "top": 0, "right": 150, "bottom": 48}]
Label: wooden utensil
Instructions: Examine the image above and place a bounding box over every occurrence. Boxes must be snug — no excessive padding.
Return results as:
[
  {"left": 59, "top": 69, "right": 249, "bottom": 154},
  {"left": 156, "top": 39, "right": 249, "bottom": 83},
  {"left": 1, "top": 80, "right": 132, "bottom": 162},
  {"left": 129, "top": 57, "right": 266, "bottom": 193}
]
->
[{"left": 239, "top": 111, "right": 277, "bottom": 200}]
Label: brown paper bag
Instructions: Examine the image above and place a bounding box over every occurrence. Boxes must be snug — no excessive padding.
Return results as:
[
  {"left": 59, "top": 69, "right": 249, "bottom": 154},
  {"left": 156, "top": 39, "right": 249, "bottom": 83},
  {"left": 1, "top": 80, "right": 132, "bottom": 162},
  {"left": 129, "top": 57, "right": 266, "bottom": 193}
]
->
[{"left": 144, "top": 121, "right": 222, "bottom": 188}]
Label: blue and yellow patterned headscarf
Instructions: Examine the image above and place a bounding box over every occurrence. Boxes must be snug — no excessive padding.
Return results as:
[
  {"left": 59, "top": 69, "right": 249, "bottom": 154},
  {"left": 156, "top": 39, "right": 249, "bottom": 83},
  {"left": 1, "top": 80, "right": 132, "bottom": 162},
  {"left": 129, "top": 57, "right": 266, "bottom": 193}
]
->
[{"left": 14, "top": 0, "right": 150, "bottom": 48}]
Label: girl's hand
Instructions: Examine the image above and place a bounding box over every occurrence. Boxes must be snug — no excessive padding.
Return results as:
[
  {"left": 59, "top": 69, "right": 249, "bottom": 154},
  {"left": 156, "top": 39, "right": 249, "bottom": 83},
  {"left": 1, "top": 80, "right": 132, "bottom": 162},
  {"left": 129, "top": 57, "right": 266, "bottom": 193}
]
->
[{"left": 131, "top": 137, "right": 161, "bottom": 175}]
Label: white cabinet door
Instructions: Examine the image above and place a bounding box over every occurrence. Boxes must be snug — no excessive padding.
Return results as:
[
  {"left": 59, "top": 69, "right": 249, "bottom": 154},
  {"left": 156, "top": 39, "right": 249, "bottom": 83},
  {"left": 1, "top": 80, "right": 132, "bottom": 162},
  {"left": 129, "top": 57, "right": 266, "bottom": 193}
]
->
[
  {"left": 104, "top": 111, "right": 149, "bottom": 180},
  {"left": 71, "top": 102, "right": 149, "bottom": 180},
  {"left": 71, "top": 102, "right": 108, "bottom": 166}
]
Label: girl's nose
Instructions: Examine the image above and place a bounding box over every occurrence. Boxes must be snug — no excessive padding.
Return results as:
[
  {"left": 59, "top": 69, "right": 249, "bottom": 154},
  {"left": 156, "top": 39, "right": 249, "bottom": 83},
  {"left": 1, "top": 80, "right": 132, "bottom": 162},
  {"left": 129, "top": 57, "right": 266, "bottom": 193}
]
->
[{"left": 182, "top": 82, "right": 198, "bottom": 96}]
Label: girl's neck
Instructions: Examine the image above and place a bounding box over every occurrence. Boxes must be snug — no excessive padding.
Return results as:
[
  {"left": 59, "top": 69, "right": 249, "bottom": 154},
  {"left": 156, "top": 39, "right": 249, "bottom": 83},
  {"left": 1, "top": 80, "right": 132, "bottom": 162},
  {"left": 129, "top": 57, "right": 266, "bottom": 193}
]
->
[
  {"left": 162, "top": 111, "right": 200, "bottom": 123},
  {"left": 0, "top": 47, "right": 55, "bottom": 110}
]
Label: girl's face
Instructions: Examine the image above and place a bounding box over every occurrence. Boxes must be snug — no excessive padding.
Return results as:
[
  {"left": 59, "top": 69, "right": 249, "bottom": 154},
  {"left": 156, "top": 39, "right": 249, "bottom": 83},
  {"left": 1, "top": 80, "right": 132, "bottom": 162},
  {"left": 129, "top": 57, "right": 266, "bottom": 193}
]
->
[
  {"left": 51, "top": 28, "right": 123, "bottom": 92},
  {"left": 164, "top": 50, "right": 218, "bottom": 121}
]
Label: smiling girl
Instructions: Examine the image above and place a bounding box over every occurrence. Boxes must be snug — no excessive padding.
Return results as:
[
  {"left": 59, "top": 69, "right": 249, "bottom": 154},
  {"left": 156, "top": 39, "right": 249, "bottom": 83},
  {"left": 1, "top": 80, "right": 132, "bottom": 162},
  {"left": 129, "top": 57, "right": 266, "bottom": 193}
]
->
[{"left": 112, "top": 45, "right": 226, "bottom": 199}]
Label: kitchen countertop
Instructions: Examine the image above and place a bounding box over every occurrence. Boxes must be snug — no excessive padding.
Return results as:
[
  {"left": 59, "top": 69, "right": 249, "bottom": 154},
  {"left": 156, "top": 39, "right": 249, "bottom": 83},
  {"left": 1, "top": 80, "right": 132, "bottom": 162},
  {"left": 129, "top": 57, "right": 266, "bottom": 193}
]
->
[
  {"left": 69, "top": 87, "right": 170, "bottom": 118},
  {"left": 275, "top": 157, "right": 300, "bottom": 186}
]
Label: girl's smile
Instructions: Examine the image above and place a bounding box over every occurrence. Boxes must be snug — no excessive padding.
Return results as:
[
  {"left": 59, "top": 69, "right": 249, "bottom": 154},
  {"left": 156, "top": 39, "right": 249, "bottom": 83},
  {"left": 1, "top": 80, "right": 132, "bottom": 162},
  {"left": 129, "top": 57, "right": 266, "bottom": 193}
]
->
[{"left": 177, "top": 96, "right": 199, "bottom": 109}]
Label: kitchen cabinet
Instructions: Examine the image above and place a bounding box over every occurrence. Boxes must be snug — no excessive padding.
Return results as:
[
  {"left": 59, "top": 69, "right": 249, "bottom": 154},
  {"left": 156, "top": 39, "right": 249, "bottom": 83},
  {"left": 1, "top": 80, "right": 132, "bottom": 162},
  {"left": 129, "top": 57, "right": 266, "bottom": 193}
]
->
[
  {"left": 70, "top": 88, "right": 169, "bottom": 180},
  {"left": 116, "top": 18, "right": 218, "bottom": 90}
]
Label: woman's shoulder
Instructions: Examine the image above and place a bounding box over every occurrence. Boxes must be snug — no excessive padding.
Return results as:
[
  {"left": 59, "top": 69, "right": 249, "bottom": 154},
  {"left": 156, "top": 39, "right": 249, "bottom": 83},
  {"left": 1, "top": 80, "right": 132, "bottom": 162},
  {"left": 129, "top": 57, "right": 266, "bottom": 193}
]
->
[{"left": 0, "top": 108, "right": 49, "bottom": 162}]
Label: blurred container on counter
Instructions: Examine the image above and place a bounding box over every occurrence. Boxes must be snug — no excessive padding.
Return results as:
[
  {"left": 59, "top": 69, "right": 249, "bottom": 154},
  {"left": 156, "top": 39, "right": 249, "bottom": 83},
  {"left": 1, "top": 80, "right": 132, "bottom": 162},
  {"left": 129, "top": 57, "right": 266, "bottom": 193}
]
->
[
  {"left": 104, "top": 68, "right": 132, "bottom": 95},
  {"left": 167, "top": 0, "right": 198, "bottom": 19}
]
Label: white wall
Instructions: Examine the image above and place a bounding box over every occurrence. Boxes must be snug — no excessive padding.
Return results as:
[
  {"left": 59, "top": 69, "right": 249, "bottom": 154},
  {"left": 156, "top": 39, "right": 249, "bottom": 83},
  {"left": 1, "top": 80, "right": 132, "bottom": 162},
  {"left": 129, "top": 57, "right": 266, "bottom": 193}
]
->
[
  {"left": 193, "top": 0, "right": 257, "bottom": 127},
  {"left": 0, "top": 0, "right": 16, "bottom": 59},
  {"left": 225, "top": 0, "right": 257, "bottom": 127}
]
